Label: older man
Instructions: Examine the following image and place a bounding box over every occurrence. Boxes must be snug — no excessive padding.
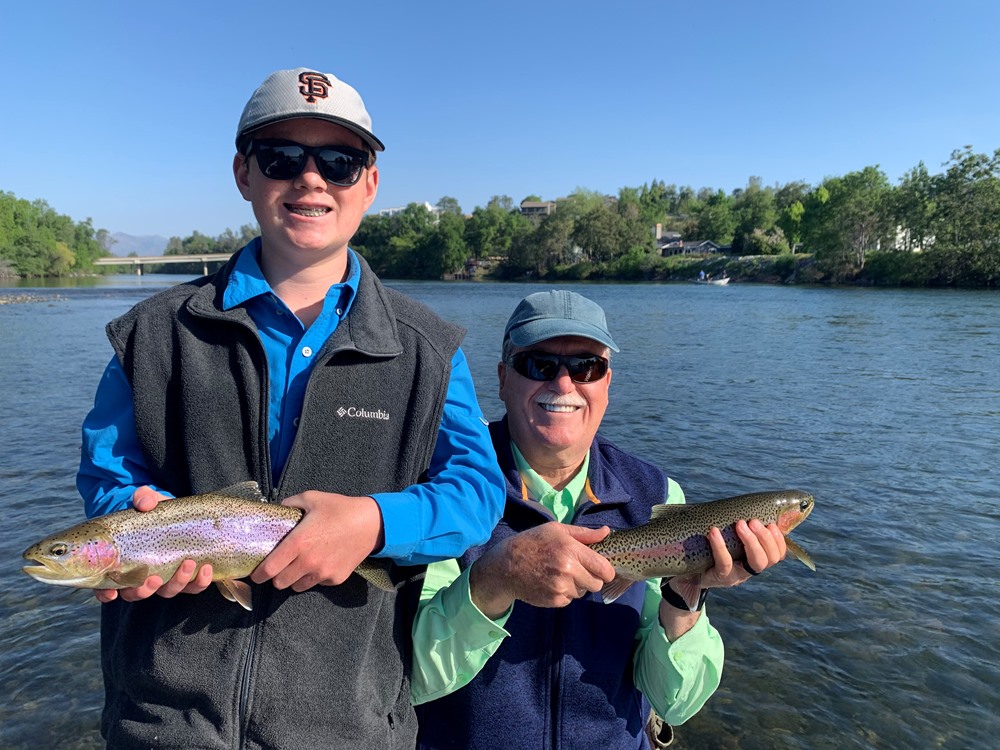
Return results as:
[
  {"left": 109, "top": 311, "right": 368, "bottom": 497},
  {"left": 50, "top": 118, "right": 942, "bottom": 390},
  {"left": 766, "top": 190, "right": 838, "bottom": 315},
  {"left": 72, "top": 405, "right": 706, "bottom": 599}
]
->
[{"left": 411, "top": 290, "right": 787, "bottom": 749}]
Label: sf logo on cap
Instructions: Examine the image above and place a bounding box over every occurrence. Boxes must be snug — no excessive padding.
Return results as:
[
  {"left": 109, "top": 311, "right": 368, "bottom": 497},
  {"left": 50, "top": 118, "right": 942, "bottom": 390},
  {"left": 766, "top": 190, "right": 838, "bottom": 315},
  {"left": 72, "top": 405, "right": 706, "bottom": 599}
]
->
[{"left": 298, "top": 72, "right": 330, "bottom": 103}]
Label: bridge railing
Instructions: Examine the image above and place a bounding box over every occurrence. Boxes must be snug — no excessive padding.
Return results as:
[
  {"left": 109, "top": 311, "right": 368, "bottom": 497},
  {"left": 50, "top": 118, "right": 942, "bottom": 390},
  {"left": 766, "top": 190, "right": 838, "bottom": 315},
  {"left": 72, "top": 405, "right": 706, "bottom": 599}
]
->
[{"left": 93, "top": 254, "right": 233, "bottom": 276}]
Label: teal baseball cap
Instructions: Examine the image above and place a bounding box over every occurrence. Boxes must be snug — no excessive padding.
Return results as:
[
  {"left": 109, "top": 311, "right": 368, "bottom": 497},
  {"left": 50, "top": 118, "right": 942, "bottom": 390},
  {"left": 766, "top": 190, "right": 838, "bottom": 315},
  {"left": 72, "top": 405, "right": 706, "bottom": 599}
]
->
[{"left": 503, "top": 290, "right": 619, "bottom": 352}]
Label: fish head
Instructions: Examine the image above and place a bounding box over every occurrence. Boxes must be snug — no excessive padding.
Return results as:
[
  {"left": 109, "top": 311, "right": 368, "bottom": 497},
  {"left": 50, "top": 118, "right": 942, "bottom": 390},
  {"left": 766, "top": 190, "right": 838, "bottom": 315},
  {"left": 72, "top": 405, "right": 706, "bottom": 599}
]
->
[
  {"left": 21, "top": 523, "right": 120, "bottom": 588},
  {"left": 773, "top": 490, "right": 815, "bottom": 533}
]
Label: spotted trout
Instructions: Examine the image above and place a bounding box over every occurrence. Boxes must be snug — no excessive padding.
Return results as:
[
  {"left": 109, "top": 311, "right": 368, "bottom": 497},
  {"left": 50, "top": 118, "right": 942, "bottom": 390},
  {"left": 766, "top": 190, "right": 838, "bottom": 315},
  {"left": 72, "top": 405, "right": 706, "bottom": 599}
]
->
[
  {"left": 591, "top": 489, "right": 815, "bottom": 605},
  {"left": 21, "top": 481, "right": 395, "bottom": 610}
]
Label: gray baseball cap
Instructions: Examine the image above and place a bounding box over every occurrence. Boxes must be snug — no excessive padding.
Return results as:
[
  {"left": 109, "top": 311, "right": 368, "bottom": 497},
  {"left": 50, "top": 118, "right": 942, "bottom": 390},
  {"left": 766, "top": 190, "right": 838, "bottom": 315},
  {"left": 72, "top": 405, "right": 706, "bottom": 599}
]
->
[
  {"left": 236, "top": 67, "right": 385, "bottom": 154},
  {"left": 503, "top": 290, "right": 619, "bottom": 352}
]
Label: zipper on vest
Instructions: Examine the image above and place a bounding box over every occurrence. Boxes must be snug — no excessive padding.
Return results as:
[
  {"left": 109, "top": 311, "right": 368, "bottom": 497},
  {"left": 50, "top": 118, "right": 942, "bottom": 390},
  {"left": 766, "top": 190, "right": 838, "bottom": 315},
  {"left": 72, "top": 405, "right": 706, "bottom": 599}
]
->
[
  {"left": 548, "top": 610, "right": 562, "bottom": 749},
  {"left": 236, "top": 585, "right": 266, "bottom": 749}
]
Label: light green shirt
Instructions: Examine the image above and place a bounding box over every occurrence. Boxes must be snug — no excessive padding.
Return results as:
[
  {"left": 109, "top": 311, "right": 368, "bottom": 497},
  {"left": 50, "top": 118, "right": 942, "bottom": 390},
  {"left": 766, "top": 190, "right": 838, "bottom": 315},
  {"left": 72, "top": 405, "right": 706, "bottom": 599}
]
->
[{"left": 410, "top": 443, "right": 725, "bottom": 725}]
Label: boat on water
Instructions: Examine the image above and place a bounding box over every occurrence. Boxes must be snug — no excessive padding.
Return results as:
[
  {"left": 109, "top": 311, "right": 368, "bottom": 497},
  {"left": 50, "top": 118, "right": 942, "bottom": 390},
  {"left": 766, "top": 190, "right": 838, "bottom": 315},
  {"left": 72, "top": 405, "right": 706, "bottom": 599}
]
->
[{"left": 691, "top": 276, "right": 730, "bottom": 286}]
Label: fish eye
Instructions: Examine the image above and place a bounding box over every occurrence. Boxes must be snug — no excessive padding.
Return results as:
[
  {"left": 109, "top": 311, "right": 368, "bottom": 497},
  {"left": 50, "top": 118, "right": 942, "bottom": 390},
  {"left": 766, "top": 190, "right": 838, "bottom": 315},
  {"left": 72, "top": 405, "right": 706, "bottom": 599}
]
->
[
  {"left": 50, "top": 543, "right": 68, "bottom": 556},
  {"left": 800, "top": 499, "right": 811, "bottom": 512}
]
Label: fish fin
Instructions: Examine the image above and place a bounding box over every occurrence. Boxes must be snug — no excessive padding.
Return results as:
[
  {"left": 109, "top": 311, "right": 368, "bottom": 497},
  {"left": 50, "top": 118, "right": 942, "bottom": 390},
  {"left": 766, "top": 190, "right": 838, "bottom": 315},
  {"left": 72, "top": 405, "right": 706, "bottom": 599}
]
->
[
  {"left": 784, "top": 537, "right": 816, "bottom": 571},
  {"left": 649, "top": 503, "right": 686, "bottom": 521},
  {"left": 354, "top": 559, "right": 397, "bottom": 593},
  {"left": 214, "top": 481, "right": 266, "bottom": 503},
  {"left": 600, "top": 575, "right": 638, "bottom": 604},
  {"left": 108, "top": 566, "right": 150, "bottom": 587},
  {"left": 216, "top": 579, "right": 253, "bottom": 610},
  {"left": 671, "top": 576, "right": 704, "bottom": 611}
]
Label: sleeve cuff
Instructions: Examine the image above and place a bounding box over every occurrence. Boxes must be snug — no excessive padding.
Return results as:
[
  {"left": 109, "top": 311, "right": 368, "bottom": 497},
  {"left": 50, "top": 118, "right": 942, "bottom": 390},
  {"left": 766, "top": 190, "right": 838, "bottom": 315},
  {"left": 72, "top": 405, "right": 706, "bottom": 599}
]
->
[
  {"left": 651, "top": 610, "right": 720, "bottom": 678},
  {"left": 441, "top": 566, "right": 512, "bottom": 641},
  {"left": 370, "top": 491, "right": 421, "bottom": 559}
]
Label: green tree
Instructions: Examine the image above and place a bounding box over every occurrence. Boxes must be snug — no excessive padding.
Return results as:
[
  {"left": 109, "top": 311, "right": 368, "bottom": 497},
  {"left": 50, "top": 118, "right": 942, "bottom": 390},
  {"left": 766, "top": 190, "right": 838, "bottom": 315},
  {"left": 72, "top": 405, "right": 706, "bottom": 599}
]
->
[
  {"left": 354, "top": 203, "right": 437, "bottom": 277},
  {"left": 0, "top": 193, "right": 121, "bottom": 276},
  {"left": 615, "top": 190, "right": 656, "bottom": 255},
  {"left": 892, "top": 162, "right": 936, "bottom": 252},
  {"left": 932, "top": 146, "right": 1000, "bottom": 253},
  {"left": 464, "top": 196, "right": 529, "bottom": 260},
  {"left": 731, "top": 177, "right": 778, "bottom": 254},
  {"left": 810, "top": 167, "right": 893, "bottom": 275},
  {"left": 918, "top": 147, "right": 1000, "bottom": 286},
  {"left": 435, "top": 196, "right": 463, "bottom": 216},
  {"left": 411, "top": 211, "right": 469, "bottom": 278},
  {"left": 573, "top": 202, "right": 623, "bottom": 262},
  {"left": 504, "top": 209, "right": 575, "bottom": 276},
  {"left": 743, "top": 227, "right": 790, "bottom": 255},
  {"left": 695, "top": 190, "right": 736, "bottom": 245}
]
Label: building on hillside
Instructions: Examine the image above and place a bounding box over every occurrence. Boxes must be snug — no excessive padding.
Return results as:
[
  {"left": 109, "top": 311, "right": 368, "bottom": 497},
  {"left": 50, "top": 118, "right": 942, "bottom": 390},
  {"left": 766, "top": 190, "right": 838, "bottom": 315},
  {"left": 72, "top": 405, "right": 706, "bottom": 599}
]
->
[
  {"left": 892, "top": 225, "right": 935, "bottom": 253},
  {"left": 519, "top": 200, "right": 558, "bottom": 221},
  {"left": 653, "top": 224, "right": 682, "bottom": 254},
  {"left": 660, "top": 239, "right": 723, "bottom": 257}
]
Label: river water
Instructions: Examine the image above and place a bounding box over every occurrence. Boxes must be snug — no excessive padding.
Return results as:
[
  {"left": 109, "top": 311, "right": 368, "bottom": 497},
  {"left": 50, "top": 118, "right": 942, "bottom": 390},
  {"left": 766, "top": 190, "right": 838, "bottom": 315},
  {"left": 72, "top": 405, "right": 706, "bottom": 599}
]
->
[{"left": 1, "top": 276, "right": 997, "bottom": 749}]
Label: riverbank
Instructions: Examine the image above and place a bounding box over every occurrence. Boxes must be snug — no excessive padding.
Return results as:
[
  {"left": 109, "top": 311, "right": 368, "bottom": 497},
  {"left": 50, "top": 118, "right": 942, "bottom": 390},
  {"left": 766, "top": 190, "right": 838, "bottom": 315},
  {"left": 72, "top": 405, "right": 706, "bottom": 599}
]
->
[
  {"left": 485, "top": 253, "right": 823, "bottom": 285},
  {"left": 0, "top": 293, "right": 63, "bottom": 305}
]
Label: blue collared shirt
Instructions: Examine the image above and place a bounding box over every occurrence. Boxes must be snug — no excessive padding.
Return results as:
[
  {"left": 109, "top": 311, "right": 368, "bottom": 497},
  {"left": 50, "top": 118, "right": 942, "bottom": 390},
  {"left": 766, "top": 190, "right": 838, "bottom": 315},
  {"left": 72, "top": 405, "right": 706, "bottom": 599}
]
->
[{"left": 77, "top": 241, "right": 505, "bottom": 564}]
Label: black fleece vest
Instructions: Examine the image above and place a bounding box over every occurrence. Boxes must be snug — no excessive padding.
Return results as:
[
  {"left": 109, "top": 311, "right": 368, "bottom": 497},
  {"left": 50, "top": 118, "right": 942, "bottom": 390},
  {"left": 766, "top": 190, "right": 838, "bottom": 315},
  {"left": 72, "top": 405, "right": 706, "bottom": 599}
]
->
[{"left": 100, "top": 251, "right": 463, "bottom": 750}]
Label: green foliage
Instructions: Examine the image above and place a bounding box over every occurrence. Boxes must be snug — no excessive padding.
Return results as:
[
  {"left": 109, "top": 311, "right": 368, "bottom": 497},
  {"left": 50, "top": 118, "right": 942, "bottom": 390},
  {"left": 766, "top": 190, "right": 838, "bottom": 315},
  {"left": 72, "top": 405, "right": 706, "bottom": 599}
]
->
[
  {"left": 0, "top": 192, "right": 112, "bottom": 277},
  {"left": 695, "top": 190, "right": 736, "bottom": 245},
  {"left": 744, "top": 227, "right": 790, "bottom": 256},
  {"left": 731, "top": 177, "right": 778, "bottom": 254},
  {"left": 801, "top": 167, "right": 893, "bottom": 278},
  {"left": 4, "top": 144, "right": 1000, "bottom": 287},
  {"left": 464, "top": 197, "right": 530, "bottom": 260},
  {"left": 150, "top": 224, "right": 259, "bottom": 274}
]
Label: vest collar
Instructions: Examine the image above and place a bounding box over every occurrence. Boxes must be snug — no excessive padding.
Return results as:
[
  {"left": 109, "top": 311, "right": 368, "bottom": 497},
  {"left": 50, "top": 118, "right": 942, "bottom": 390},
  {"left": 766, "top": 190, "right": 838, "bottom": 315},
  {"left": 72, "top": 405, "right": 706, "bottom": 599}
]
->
[{"left": 185, "top": 243, "right": 405, "bottom": 359}]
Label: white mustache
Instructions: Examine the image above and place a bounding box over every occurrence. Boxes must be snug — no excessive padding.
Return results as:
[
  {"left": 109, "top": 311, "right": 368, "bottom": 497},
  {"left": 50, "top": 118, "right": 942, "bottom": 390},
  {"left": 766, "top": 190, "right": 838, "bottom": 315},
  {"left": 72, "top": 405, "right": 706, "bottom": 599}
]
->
[{"left": 535, "top": 393, "right": 586, "bottom": 408}]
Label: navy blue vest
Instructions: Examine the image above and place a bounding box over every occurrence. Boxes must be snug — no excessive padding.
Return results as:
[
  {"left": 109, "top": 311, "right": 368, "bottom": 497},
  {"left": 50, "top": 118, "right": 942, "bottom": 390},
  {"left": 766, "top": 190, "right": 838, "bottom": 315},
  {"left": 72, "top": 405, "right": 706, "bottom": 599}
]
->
[{"left": 416, "top": 416, "right": 667, "bottom": 750}]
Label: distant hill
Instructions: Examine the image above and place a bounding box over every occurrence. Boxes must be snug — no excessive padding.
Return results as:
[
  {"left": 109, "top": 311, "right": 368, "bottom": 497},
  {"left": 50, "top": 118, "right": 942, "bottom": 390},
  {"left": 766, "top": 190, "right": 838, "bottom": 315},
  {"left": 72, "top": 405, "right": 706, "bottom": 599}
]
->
[{"left": 108, "top": 232, "right": 169, "bottom": 257}]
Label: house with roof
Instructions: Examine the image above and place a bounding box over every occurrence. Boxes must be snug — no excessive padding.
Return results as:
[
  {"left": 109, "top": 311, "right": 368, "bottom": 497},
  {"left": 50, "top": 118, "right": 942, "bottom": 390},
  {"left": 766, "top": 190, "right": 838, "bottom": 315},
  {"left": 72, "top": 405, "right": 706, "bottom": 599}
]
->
[
  {"left": 519, "top": 200, "right": 558, "bottom": 221},
  {"left": 660, "top": 239, "right": 724, "bottom": 256}
]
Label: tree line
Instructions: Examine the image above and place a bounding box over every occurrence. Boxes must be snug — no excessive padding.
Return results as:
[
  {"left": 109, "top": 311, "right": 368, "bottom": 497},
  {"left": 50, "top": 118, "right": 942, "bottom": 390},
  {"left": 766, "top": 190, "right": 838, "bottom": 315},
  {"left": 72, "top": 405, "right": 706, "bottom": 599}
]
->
[
  {"left": 356, "top": 146, "right": 999, "bottom": 286},
  {"left": 0, "top": 192, "right": 110, "bottom": 278},
  {"left": 3, "top": 146, "right": 998, "bottom": 286}
]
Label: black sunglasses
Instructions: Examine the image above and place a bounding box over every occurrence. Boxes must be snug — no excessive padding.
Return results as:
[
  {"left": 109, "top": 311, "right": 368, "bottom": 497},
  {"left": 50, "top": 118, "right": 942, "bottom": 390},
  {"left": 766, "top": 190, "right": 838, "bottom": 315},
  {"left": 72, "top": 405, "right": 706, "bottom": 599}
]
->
[
  {"left": 246, "top": 139, "right": 369, "bottom": 186},
  {"left": 509, "top": 351, "right": 609, "bottom": 384}
]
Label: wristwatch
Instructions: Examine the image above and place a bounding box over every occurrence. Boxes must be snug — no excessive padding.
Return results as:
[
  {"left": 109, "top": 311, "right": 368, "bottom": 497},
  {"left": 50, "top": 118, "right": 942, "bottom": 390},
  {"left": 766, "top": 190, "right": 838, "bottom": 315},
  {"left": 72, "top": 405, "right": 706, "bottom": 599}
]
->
[{"left": 659, "top": 577, "right": 708, "bottom": 612}]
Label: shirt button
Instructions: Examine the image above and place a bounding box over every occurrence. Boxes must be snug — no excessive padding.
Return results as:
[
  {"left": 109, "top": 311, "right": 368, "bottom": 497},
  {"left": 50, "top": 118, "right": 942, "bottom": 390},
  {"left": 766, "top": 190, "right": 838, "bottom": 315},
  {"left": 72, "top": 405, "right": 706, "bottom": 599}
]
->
[
  {"left": 293, "top": 417, "right": 300, "bottom": 427},
  {"left": 301, "top": 346, "right": 313, "bottom": 358},
  {"left": 335, "top": 307, "right": 344, "bottom": 316}
]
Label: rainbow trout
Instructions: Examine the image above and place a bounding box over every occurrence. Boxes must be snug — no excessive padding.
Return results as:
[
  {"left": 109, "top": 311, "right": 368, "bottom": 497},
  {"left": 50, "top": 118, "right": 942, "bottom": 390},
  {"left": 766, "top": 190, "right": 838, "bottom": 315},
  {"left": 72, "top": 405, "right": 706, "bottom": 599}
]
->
[
  {"left": 591, "top": 489, "right": 815, "bottom": 605},
  {"left": 21, "top": 481, "right": 395, "bottom": 610}
]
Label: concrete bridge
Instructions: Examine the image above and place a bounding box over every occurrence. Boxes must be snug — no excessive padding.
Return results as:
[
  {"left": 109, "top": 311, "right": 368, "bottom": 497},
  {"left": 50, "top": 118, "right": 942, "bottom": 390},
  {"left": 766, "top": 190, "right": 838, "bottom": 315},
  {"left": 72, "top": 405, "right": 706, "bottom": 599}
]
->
[{"left": 94, "top": 253, "right": 233, "bottom": 275}]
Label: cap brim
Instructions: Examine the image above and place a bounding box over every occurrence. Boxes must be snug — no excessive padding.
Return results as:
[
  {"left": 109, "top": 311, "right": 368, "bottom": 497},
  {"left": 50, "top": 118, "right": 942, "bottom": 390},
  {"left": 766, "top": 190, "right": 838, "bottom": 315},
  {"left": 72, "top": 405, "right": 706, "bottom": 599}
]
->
[{"left": 237, "top": 113, "right": 385, "bottom": 153}]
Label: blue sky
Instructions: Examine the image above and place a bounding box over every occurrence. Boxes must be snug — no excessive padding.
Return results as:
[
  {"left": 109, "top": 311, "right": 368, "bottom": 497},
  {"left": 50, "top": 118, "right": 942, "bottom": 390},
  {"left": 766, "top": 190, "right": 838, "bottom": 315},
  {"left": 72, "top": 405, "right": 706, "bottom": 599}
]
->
[{"left": 2, "top": 1, "right": 997, "bottom": 240}]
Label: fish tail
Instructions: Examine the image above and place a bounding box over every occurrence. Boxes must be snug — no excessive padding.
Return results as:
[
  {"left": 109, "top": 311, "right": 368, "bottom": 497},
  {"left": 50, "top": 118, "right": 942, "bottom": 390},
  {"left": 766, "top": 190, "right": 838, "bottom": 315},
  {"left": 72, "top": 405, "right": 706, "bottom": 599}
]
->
[{"left": 355, "top": 559, "right": 397, "bottom": 592}]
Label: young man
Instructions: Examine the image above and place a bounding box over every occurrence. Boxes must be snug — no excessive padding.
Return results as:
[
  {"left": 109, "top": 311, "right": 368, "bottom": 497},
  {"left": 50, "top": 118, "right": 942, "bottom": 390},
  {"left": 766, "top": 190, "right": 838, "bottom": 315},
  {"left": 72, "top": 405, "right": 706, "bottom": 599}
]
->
[
  {"left": 77, "top": 67, "right": 505, "bottom": 749},
  {"left": 411, "top": 290, "right": 788, "bottom": 749}
]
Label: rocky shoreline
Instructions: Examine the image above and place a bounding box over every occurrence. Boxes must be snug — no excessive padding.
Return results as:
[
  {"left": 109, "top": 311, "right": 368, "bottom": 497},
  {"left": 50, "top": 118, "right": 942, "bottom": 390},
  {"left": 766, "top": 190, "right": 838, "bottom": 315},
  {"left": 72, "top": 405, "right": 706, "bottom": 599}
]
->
[{"left": 0, "top": 293, "right": 63, "bottom": 305}]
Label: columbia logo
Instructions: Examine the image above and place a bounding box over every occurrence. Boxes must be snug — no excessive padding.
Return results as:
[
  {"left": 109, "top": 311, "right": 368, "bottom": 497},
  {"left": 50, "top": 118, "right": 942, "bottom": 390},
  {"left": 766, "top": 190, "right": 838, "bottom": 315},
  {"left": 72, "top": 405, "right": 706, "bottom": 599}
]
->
[{"left": 337, "top": 406, "right": 390, "bottom": 421}]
